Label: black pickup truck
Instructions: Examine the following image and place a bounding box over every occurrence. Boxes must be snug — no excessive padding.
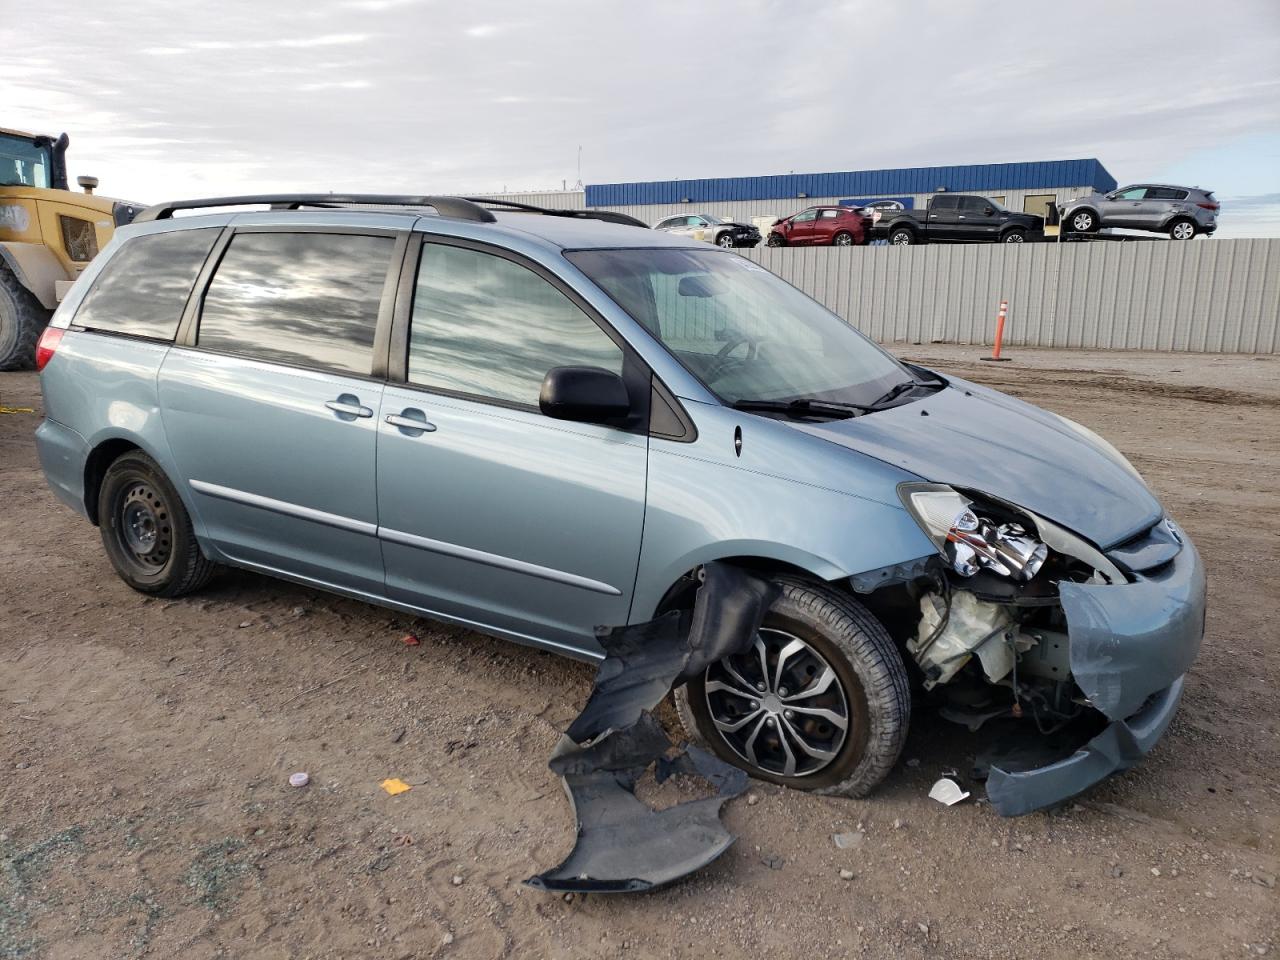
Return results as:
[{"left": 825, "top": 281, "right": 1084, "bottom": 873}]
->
[{"left": 875, "top": 194, "right": 1044, "bottom": 245}]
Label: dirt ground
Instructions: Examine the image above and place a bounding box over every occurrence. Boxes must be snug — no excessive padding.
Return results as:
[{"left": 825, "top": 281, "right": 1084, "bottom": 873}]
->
[{"left": 1, "top": 346, "right": 1277, "bottom": 960}]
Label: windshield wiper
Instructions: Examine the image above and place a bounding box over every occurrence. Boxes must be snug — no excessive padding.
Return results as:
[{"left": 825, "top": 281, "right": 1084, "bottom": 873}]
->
[
  {"left": 731, "top": 398, "right": 872, "bottom": 420},
  {"left": 868, "top": 373, "right": 946, "bottom": 409},
  {"left": 868, "top": 380, "right": 920, "bottom": 408}
]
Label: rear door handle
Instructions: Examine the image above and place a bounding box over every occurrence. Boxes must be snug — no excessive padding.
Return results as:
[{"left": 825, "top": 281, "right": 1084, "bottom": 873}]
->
[
  {"left": 386, "top": 411, "right": 437, "bottom": 434},
  {"left": 325, "top": 397, "right": 373, "bottom": 419}
]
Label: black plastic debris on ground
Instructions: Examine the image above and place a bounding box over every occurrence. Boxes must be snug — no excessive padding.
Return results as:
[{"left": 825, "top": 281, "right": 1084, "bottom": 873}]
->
[{"left": 526, "top": 563, "right": 778, "bottom": 894}]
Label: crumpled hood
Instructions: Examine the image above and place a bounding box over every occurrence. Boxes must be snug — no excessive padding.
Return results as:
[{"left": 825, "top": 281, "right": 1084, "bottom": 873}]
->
[{"left": 791, "top": 381, "right": 1162, "bottom": 549}]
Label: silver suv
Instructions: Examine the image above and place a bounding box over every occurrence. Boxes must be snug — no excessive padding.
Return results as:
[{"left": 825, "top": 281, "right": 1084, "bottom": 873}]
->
[
  {"left": 34, "top": 193, "right": 1204, "bottom": 816},
  {"left": 1060, "top": 184, "right": 1219, "bottom": 240}
]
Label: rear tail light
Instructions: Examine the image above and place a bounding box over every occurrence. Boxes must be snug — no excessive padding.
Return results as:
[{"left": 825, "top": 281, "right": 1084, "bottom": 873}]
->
[
  {"left": 1197, "top": 202, "right": 1219, "bottom": 211},
  {"left": 35, "top": 327, "right": 64, "bottom": 371}
]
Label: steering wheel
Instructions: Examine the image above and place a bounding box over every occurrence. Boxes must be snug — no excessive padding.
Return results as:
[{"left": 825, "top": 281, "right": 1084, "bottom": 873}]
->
[{"left": 703, "top": 334, "right": 765, "bottom": 383}]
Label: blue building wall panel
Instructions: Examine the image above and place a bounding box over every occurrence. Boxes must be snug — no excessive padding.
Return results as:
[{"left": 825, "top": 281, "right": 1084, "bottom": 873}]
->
[{"left": 585, "top": 159, "right": 1117, "bottom": 207}]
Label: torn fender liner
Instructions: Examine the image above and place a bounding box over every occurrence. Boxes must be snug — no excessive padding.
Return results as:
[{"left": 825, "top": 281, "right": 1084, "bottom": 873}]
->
[
  {"left": 985, "top": 534, "right": 1207, "bottom": 816},
  {"left": 527, "top": 715, "right": 748, "bottom": 893},
  {"left": 566, "top": 563, "right": 780, "bottom": 743},
  {"left": 528, "top": 563, "right": 778, "bottom": 893}
]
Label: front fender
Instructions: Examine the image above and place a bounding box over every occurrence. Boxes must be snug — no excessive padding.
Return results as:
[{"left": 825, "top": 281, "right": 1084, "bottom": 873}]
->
[{"left": 630, "top": 409, "right": 935, "bottom": 621}]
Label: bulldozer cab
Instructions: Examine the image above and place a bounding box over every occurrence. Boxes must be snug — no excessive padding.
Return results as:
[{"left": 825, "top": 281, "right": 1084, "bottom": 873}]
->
[{"left": 0, "top": 127, "right": 143, "bottom": 369}]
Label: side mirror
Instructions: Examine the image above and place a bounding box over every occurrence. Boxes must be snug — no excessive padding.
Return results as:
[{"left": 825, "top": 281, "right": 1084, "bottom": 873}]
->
[{"left": 539, "top": 366, "right": 631, "bottom": 425}]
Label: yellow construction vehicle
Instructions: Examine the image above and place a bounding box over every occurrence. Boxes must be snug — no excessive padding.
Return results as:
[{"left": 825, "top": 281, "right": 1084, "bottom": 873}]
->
[{"left": 0, "top": 127, "right": 144, "bottom": 369}]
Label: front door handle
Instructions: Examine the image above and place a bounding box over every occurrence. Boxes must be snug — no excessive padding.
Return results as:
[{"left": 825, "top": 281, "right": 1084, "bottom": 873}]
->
[
  {"left": 386, "top": 411, "right": 437, "bottom": 434},
  {"left": 325, "top": 396, "right": 373, "bottom": 419}
]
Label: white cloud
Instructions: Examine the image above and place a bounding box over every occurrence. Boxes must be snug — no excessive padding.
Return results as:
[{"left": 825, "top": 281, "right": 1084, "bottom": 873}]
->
[{"left": 2, "top": 0, "right": 1275, "bottom": 237}]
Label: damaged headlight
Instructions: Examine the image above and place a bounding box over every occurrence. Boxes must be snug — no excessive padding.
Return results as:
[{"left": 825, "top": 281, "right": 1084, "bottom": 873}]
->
[{"left": 899, "top": 483, "right": 1048, "bottom": 581}]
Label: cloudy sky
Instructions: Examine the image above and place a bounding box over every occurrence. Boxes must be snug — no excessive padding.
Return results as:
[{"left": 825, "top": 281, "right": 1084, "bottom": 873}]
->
[{"left": 4, "top": 0, "right": 1279, "bottom": 236}]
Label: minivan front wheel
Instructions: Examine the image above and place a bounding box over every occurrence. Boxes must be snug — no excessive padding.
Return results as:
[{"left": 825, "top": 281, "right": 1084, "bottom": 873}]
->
[
  {"left": 98, "top": 451, "right": 216, "bottom": 597},
  {"left": 674, "top": 579, "right": 910, "bottom": 796}
]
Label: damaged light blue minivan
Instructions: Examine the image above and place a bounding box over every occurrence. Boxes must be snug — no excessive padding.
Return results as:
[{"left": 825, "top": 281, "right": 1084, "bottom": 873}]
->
[{"left": 34, "top": 194, "right": 1205, "bottom": 815}]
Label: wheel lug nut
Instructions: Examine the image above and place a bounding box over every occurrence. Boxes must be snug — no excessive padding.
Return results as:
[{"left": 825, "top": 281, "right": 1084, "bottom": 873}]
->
[
  {"left": 765, "top": 716, "right": 775, "bottom": 726},
  {"left": 784, "top": 710, "right": 794, "bottom": 720},
  {"left": 779, "top": 687, "right": 788, "bottom": 696},
  {"left": 749, "top": 701, "right": 758, "bottom": 709},
  {"left": 756, "top": 682, "right": 766, "bottom": 691}
]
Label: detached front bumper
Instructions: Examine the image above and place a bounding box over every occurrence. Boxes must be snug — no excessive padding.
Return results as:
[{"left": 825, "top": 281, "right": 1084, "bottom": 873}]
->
[{"left": 987, "top": 532, "right": 1206, "bottom": 816}]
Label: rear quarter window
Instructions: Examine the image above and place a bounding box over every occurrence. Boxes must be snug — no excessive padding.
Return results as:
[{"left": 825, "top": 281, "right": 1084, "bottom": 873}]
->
[
  {"left": 196, "top": 231, "right": 394, "bottom": 375},
  {"left": 74, "top": 228, "right": 220, "bottom": 341}
]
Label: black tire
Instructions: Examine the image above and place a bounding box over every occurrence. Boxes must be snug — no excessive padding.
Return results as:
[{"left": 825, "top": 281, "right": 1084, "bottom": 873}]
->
[
  {"left": 0, "top": 263, "right": 52, "bottom": 372},
  {"left": 98, "top": 450, "right": 216, "bottom": 597},
  {"left": 1068, "top": 208, "right": 1099, "bottom": 234},
  {"left": 674, "top": 578, "right": 911, "bottom": 797},
  {"left": 832, "top": 231, "right": 855, "bottom": 247},
  {"left": 1002, "top": 228, "right": 1026, "bottom": 243},
  {"left": 715, "top": 232, "right": 736, "bottom": 248},
  {"left": 1168, "top": 218, "right": 1196, "bottom": 241},
  {"left": 766, "top": 233, "right": 786, "bottom": 247},
  {"left": 889, "top": 227, "right": 916, "bottom": 246}
]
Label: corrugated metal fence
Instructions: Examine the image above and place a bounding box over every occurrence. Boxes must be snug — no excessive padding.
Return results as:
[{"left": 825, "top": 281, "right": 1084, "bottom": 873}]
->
[{"left": 740, "top": 239, "right": 1280, "bottom": 354}]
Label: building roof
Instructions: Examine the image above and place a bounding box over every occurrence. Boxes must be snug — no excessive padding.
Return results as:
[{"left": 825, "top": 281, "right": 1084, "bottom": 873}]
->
[{"left": 586, "top": 159, "right": 1117, "bottom": 207}]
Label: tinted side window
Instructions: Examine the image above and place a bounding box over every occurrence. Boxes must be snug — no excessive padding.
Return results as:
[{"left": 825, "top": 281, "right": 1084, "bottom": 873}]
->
[
  {"left": 75, "top": 228, "right": 219, "bottom": 341},
  {"left": 408, "top": 243, "right": 623, "bottom": 407},
  {"left": 931, "top": 196, "right": 959, "bottom": 210},
  {"left": 197, "top": 232, "right": 393, "bottom": 375},
  {"left": 961, "top": 196, "right": 988, "bottom": 211}
]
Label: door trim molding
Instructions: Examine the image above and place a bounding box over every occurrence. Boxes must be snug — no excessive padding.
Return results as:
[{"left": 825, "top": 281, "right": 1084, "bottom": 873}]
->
[
  {"left": 189, "top": 478, "right": 622, "bottom": 597},
  {"left": 188, "top": 479, "right": 379, "bottom": 537},
  {"left": 378, "top": 526, "right": 622, "bottom": 596}
]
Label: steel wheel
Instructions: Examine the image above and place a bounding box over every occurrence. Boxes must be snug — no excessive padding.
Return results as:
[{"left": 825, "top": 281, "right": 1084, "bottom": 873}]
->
[
  {"left": 703, "top": 628, "right": 850, "bottom": 778},
  {"left": 1170, "top": 220, "right": 1195, "bottom": 240},
  {"left": 116, "top": 481, "right": 173, "bottom": 569},
  {"left": 1071, "top": 211, "right": 1095, "bottom": 232},
  {"left": 716, "top": 233, "right": 735, "bottom": 248}
]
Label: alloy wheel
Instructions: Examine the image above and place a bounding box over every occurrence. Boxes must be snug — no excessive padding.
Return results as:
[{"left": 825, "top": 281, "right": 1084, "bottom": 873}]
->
[
  {"left": 1072, "top": 212, "right": 1094, "bottom": 232},
  {"left": 717, "top": 234, "right": 735, "bottom": 248},
  {"left": 1171, "top": 221, "right": 1195, "bottom": 240},
  {"left": 703, "top": 628, "right": 850, "bottom": 778}
]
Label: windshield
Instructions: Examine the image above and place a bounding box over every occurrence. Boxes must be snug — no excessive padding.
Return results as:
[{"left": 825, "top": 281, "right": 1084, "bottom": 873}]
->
[
  {"left": 697, "top": 214, "right": 726, "bottom": 224},
  {"left": 0, "top": 134, "right": 52, "bottom": 188},
  {"left": 566, "top": 248, "right": 910, "bottom": 406}
]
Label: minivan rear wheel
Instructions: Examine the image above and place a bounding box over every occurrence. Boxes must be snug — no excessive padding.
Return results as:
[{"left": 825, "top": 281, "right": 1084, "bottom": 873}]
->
[
  {"left": 98, "top": 451, "right": 216, "bottom": 597},
  {"left": 674, "top": 579, "right": 911, "bottom": 796}
]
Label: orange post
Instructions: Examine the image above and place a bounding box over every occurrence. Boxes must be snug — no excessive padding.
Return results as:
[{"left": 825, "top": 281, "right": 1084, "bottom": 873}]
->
[{"left": 981, "top": 299, "right": 1011, "bottom": 362}]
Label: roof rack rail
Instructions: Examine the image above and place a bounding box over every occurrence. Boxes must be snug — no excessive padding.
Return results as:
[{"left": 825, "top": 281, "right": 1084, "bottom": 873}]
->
[
  {"left": 465, "top": 198, "right": 648, "bottom": 229},
  {"left": 134, "top": 194, "right": 497, "bottom": 224}
]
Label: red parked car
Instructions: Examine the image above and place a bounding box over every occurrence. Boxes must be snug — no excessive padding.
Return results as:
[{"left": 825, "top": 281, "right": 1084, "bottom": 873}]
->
[{"left": 766, "top": 205, "right": 870, "bottom": 247}]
